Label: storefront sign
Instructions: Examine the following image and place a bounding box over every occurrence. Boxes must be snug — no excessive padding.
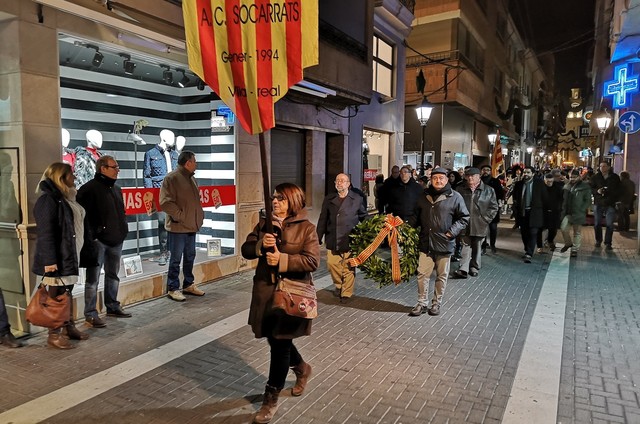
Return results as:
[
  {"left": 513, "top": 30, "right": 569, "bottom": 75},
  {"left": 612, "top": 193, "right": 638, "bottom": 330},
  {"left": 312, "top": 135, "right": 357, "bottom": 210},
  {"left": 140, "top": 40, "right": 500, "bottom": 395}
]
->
[
  {"left": 604, "top": 63, "right": 639, "bottom": 109},
  {"left": 363, "top": 169, "right": 378, "bottom": 181},
  {"left": 183, "top": 0, "right": 319, "bottom": 135},
  {"left": 121, "top": 185, "right": 236, "bottom": 215}
]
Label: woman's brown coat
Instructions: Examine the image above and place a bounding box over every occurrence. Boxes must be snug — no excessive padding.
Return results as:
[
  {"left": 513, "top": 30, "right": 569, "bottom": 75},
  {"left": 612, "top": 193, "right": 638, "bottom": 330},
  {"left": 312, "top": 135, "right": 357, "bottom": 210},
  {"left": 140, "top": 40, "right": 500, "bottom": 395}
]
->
[{"left": 241, "top": 209, "right": 320, "bottom": 339}]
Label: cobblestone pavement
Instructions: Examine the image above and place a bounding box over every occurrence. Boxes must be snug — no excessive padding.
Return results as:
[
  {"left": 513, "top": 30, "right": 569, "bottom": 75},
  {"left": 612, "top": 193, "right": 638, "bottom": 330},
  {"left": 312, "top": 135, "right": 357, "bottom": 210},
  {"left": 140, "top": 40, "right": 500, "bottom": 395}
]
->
[{"left": 1, "top": 220, "right": 638, "bottom": 423}]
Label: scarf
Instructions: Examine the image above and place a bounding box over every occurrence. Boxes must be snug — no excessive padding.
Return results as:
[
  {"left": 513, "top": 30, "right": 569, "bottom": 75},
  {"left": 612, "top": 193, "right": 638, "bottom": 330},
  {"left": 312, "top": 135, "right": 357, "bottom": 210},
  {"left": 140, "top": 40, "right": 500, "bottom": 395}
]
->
[{"left": 427, "top": 183, "right": 452, "bottom": 197}]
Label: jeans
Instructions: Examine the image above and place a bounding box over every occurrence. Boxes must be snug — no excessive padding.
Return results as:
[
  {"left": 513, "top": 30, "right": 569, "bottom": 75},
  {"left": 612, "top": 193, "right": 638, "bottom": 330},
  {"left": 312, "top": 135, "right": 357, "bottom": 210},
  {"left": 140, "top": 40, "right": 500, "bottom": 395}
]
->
[
  {"left": 85, "top": 241, "right": 123, "bottom": 318},
  {"left": 416, "top": 252, "right": 450, "bottom": 306},
  {"left": 266, "top": 337, "right": 303, "bottom": 390},
  {"left": 167, "top": 232, "right": 196, "bottom": 291},
  {"left": 593, "top": 204, "right": 616, "bottom": 245},
  {"left": 156, "top": 212, "right": 168, "bottom": 254}
]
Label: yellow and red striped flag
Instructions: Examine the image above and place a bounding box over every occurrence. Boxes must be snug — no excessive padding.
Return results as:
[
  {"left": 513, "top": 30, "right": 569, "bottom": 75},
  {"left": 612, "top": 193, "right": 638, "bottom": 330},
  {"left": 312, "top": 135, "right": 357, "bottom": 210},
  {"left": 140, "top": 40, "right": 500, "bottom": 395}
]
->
[
  {"left": 490, "top": 129, "right": 504, "bottom": 178},
  {"left": 183, "top": 0, "right": 319, "bottom": 135}
]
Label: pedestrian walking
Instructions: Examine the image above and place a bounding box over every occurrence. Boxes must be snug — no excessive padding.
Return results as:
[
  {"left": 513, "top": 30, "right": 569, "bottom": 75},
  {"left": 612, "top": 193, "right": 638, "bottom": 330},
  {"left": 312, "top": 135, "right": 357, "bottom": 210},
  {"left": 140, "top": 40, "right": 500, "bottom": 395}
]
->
[
  {"left": 560, "top": 170, "right": 592, "bottom": 257},
  {"left": 453, "top": 167, "right": 498, "bottom": 279},
  {"left": 408, "top": 168, "right": 469, "bottom": 316},
  {"left": 241, "top": 183, "right": 320, "bottom": 424},
  {"left": 317, "top": 173, "right": 367, "bottom": 303},
  {"left": 590, "top": 162, "right": 620, "bottom": 249},
  {"left": 512, "top": 166, "right": 549, "bottom": 263}
]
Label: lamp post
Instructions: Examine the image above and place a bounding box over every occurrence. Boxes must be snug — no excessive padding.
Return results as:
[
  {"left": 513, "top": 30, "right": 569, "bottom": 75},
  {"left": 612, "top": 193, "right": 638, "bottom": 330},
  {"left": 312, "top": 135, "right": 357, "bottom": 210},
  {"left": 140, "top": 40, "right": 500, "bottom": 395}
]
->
[
  {"left": 596, "top": 109, "right": 611, "bottom": 163},
  {"left": 415, "top": 97, "right": 433, "bottom": 176}
]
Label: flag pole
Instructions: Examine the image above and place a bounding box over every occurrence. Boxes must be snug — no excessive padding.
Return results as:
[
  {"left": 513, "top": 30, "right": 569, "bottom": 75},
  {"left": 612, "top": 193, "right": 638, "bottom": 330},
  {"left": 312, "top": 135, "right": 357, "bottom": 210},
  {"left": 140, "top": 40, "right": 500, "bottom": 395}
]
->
[{"left": 259, "top": 132, "right": 277, "bottom": 284}]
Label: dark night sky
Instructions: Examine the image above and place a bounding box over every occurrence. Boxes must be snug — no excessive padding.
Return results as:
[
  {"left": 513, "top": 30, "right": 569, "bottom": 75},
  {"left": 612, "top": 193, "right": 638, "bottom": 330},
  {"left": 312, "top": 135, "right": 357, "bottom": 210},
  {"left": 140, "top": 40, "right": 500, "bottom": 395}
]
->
[{"left": 509, "top": 0, "right": 596, "bottom": 96}]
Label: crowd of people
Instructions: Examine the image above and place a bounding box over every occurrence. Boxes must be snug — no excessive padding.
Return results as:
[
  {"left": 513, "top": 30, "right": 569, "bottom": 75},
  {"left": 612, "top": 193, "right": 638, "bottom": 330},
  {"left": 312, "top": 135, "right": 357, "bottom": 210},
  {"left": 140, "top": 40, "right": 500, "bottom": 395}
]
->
[{"left": 1, "top": 153, "right": 636, "bottom": 424}]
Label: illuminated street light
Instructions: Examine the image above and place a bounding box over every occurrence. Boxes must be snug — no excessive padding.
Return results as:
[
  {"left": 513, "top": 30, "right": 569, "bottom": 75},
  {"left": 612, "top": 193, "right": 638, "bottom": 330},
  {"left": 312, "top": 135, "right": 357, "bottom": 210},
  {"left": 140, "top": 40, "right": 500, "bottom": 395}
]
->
[{"left": 415, "top": 97, "right": 433, "bottom": 176}]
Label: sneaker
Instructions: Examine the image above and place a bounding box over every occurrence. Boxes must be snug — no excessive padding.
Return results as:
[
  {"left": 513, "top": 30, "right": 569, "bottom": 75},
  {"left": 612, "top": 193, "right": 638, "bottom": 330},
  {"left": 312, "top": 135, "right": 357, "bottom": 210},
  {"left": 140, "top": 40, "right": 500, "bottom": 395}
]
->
[
  {"left": 158, "top": 253, "right": 167, "bottom": 266},
  {"left": 468, "top": 270, "right": 478, "bottom": 277},
  {"left": 168, "top": 290, "right": 186, "bottom": 301},
  {"left": 536, "top": 247, "right": 544, "bottom": 254},
  {"left": 85, "top": 316, "right": 107, "bottom": 328},
  {"left": 408, "top": 304, "right": 427, "bottom": 316},
  {"left": 427, "top": 304, "right": 441, "bottom": 316},
  {"left": 560, "top": 244, "right": 573, "bottom": 253},
  {"left": 183, "top": 285, "right": 205, "bottom": 296},
  {"left": 523, "top": 254, "right": 532, "bottom": 263}
]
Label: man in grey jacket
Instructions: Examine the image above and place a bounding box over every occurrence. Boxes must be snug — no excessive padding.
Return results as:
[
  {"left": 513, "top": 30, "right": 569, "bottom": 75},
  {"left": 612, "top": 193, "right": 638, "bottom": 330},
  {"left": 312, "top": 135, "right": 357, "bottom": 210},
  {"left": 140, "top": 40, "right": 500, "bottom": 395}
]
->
[
  {"left": 453, "top": 168, "right": 499, "bottom": 279},
  {"left": 317, "top": 173, "right": 368, "bottom": 303},
  {"left": 408, "top": 168, "right": 469, "bottom": 316},
  {"left": 160, "top": 150, "right": 205, "bottom": 301}
]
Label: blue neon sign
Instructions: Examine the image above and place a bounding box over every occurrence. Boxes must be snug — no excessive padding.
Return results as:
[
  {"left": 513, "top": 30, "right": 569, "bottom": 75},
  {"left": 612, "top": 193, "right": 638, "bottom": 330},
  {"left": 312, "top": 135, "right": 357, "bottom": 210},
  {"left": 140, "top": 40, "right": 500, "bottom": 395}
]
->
[
  {"left": 604, "top": 63, "right": 639, "bottom": 109},
  {"left": 217, "top": 106, "right": 236, "bottom": 124}
]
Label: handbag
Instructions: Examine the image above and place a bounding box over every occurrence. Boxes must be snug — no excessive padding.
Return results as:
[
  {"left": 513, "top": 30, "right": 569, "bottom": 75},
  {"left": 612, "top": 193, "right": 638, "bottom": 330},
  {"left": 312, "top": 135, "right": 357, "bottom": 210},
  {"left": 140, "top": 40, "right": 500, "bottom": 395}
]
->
[
  {"left": 272, "top": 277, "right": 318, "bottom": 319},
  {"left": 25, "top": 283, "right": 71, "bottom": 329}
]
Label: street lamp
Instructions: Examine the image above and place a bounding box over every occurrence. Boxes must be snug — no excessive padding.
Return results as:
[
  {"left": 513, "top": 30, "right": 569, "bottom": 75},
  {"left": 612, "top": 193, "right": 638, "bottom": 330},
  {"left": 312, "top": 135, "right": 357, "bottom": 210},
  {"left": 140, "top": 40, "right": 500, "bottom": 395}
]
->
[
  {"left": 488, "top": 130, "right": 497, "bottom": 167},
  {"left": 415, "top": 97, "right": 433, "bottom": 176},
  {"left": 596, "top": 109, "right": 611, "bottom": 162}
]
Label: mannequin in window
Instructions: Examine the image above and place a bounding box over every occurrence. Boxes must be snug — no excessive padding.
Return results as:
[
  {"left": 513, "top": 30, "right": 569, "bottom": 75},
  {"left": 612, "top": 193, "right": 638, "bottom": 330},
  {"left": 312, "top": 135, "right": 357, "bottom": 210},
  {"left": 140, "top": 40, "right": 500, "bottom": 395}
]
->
[
  {"left": 74, "top": 130, "right": 103, "bottom": 188},
  {"left": 176, "top": 135, "right": 186, "bottom": 153},
  {"left": 143, "top": 129, "right": 179, "bottom": 265},
  {"left": 61, "top": 128, "right": 76, "bottom": 168}
]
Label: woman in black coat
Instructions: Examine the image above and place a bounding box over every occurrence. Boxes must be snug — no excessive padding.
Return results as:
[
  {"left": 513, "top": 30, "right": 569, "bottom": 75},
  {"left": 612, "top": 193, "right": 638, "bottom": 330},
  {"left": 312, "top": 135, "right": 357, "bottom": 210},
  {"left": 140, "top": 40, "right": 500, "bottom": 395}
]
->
[
  {"left": 241, "top": 183, "right": 320, "bottom": 424},
  {"left": 32, "top": 163, "right": 89, "bottom": 349}
]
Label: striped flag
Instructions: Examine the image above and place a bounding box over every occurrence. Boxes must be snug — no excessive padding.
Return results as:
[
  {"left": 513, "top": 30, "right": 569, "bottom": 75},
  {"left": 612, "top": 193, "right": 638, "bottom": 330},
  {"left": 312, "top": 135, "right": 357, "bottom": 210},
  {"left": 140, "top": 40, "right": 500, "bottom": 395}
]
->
[
  {"left": 183, "top": 0, "right": 319, "bottom": 135},
  {"left": 490, "top": 129, "right": 504, "bottom": 178}
]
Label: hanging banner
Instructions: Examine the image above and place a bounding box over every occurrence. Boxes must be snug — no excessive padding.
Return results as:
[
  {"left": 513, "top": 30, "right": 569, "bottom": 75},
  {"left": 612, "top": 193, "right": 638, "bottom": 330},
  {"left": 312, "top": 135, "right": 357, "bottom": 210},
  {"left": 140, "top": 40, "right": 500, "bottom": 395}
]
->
[{"left": 183, "top": 0, "right": 319, "bottom": 135}]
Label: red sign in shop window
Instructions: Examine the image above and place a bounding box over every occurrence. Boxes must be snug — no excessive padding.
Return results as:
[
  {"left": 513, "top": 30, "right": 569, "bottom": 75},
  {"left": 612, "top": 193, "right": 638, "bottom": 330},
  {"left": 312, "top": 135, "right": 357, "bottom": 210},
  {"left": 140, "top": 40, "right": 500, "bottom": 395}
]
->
[
  {"left": 121, "top": 186, "right": 236, "bottom": 215},
  {"left": 363, "top": 169, "right": 378, "bottom": 181}
]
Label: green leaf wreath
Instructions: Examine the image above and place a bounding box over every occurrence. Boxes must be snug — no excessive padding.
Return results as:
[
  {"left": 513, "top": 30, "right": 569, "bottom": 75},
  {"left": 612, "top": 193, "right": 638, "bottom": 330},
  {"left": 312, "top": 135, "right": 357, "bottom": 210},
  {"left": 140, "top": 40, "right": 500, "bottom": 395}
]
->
[{"left": 349, "top": 214, "right": 420, "bottom": 287}]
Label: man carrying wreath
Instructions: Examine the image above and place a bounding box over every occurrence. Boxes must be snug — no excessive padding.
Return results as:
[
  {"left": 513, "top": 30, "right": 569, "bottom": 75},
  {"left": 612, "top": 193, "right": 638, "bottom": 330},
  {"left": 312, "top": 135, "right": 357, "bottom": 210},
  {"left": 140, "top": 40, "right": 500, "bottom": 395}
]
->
[{"left": 408, "top": 167, "right": 469, "bottom": 316}]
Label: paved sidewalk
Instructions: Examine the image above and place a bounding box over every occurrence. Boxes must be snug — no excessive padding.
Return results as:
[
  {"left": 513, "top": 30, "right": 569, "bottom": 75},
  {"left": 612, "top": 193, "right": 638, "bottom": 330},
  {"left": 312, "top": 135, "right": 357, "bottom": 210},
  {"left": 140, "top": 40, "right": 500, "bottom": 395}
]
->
[{"left": 0, "top": 220, "right": 638, "bottom": 423}]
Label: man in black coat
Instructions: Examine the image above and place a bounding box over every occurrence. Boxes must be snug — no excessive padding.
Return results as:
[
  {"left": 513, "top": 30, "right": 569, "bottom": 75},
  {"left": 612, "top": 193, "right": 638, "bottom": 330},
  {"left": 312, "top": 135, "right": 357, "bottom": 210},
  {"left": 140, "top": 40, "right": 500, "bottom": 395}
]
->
[
  {"left": 512, "top": 167, "right": 549, "bottom": 263},
  {"left": 537, "top": 173, "right": 564, "bottom": 251},
  {"left": 77, "top": 155, "right": 131, "bottom": 328},
  {"left": 480, "top": 165, "right": 504, "bottom": 254},
  {"left": 385, "top": 165, "right": 424, "bottom": 221},
  {"left": 590, "top": 162, "right": 621, "bottom": 249},
  {"left": 317, "top": 173, "right": 368, "bottom": 302}
]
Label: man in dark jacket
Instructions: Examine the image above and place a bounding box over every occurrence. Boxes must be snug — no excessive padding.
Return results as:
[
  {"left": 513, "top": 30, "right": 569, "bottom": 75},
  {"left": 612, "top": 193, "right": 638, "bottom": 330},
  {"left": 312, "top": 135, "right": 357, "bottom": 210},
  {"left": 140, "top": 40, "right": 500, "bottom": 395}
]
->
[
  {"left": 408, "top": 167, "right": 469, "bottom": 317},
  {"left": 480, "top": 165, "right": 504, "bottom": 254},
  {"left": 379, "top": 165, "right": 400, "bottom": 213},
  {"left": 512, "top": 166, "right": 549, "bottom": 263},
  {"left": 536, "top": 173, "right": 564, "bottom": 252},
  {"left": 590, "top": 162, "right": 621, "bottom": 249},
  {"left": 78, "top": 155, "right": 131, "bottom": 328},
  {"left": 386, "top": 165, "right": 424, "bottom": 221},
  {"left": 453, "top": 168, "right": 498, "bottom": 279},
  {"left": 560, "top": 170, "right": 592, "bottom": 257},
  {"left": 317, "top": 173, "right": 368, "bottom": 302}
]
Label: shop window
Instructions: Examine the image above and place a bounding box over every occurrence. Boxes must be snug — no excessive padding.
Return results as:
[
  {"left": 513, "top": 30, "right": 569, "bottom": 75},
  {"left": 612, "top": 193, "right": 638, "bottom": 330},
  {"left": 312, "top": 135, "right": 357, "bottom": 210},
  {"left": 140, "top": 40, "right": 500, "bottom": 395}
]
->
[{"left": 57, "top": 34, "right": 237, "bottom": 263}]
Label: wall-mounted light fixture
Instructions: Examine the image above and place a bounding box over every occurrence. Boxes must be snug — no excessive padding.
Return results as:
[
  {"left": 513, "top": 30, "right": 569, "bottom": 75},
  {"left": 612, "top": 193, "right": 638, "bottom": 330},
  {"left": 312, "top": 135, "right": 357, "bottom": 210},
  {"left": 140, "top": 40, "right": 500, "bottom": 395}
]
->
[
  {"left": 177, "top": 69, "right": 190, "bottom": 87},
  {"left": 86, "top": 44, "right": 103, "bottom": 67},
  {"left": 160, "top": 64, "right": 173, "bottom": 85},
  {"left": 119, "top": 53, "right": 136, "bottom": 75}
]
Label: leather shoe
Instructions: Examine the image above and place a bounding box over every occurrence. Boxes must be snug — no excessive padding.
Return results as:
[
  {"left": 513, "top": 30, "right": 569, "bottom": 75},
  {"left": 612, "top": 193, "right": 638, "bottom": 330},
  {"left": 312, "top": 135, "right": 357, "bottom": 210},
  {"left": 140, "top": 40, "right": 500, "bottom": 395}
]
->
[
  {"left": 85, "top": 316, "right": 107, "bottom": 328},
  {"left": 107, "top": 308, "right": 132, "bottom": 318},
  {"left": 0, "top": 332, "right": 23, "bottom": 348},
  {"left": 560, "top": 244, "right": 573, "bottom": 253},
  {"left": 340, "top": 296, "right": 352, "bottom": 304},
  {"left": 453, "top": 269, "right": 468, "bottom": 279},
  {"left": 427, "top": 304, "right": 441, "bottom": 316},
  {"left": 409, "top": 304, "right": 427, "bottom": 316},
  {"left": 468, "top": 270, "right": 478, "bottom": 277}
]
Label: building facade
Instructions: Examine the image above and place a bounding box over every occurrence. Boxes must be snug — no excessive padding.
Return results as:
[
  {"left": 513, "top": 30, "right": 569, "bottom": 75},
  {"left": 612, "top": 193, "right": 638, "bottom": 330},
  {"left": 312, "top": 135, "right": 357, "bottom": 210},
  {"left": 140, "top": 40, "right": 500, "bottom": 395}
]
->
[
  {"left": 0, "top": 0, "right": 413, "bottom": 334},
  {"left": 402, "top": 0, "right": 550, "bottom": 172}
]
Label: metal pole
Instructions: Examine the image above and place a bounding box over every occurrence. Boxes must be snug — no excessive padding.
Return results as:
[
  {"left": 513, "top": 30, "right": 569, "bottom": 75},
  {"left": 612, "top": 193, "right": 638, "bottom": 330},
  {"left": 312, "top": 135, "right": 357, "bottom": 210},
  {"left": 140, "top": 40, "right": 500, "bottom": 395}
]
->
[
  {"left": 623, "top": 132, "right": 629, "bottom": 170},
  {"left": 419, "top": 124, "right": 425, "bottom": 176}
]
